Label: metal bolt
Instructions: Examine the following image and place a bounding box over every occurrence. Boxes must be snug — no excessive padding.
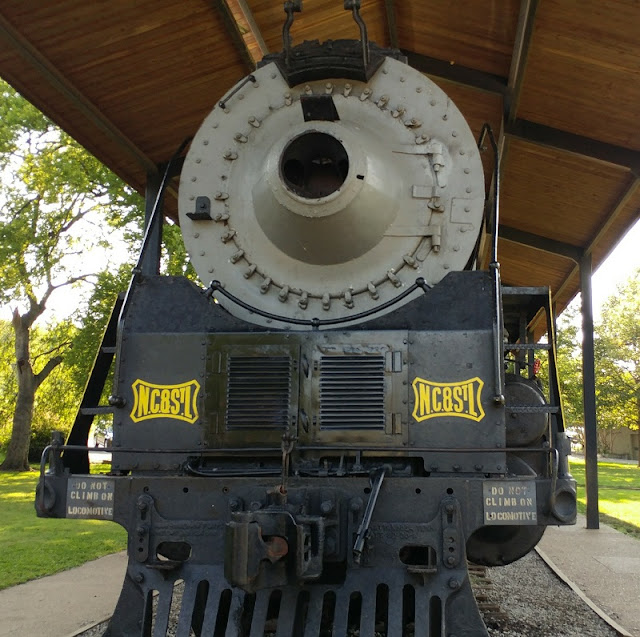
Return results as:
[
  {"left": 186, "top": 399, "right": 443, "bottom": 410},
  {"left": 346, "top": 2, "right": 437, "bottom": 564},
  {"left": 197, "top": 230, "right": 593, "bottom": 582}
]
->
[
  {"left": 137, "top": 501, "right": 147, "bottom": 511},
  {"left": 446, "top": 556, "right": 456, "bottom": 565},
  {"left": 135, "top": 573, "right": 145, "bottom": 584},
  {"left": 321, "top": 500, "right": 333, "bottom": 514},
  {"left": 350, "top": 498, "right": 363, "bottom": 512},
  {"left": 448, "top": 578, "right": 460, "bottom": 590},
  {"left": 229, "top": 498, "right": 240, "bottom": 511},
  {"left": 250, "top": 501, "right": 261, "bottom": 511},
  {"left": 445, "top": 504, "right": 455, "bottom": 514}
]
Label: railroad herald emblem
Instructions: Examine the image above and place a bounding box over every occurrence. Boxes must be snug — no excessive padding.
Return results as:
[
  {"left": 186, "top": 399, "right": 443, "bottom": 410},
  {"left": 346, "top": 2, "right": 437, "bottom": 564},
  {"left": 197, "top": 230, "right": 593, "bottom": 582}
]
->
[
  {"left": 412, "top": 377, "right": 485, "bottom": 422},
  {"left": 130, "top": 379, "right": 200, "bottom": 424}
]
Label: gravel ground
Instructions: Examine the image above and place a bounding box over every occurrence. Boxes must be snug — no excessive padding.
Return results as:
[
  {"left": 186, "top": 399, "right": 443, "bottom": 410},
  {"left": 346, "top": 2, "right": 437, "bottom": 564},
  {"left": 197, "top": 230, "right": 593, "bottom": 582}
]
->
[{"left": 77, "top": 551, "right": 619, "bottom": 636}]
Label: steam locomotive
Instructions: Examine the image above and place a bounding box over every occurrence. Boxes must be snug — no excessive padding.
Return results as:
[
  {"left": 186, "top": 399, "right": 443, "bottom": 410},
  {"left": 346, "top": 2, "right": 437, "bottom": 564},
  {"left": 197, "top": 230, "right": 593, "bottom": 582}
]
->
[{"left": 37, "top": 3, "right": 576, "bottom": 636}]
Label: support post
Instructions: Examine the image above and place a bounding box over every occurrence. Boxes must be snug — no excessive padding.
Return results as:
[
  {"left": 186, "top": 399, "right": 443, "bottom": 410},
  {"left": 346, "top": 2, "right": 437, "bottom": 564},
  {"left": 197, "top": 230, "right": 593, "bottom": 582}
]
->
[
  {"left": 580, "top": 254, "right": 599, "bottom": 529},
  {"left": 141, "top": 170, "right": 163, "bottom": 276}
]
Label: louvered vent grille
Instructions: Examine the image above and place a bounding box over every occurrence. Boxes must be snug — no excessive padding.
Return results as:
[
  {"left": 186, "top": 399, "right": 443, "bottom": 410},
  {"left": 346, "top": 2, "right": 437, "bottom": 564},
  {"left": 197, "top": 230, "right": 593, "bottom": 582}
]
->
[
  {"left": 320, "top": 355, "right": 385, "bottom": 429},
  {"left": 226, "top": 356, "right": 291, "bottom": 428}
]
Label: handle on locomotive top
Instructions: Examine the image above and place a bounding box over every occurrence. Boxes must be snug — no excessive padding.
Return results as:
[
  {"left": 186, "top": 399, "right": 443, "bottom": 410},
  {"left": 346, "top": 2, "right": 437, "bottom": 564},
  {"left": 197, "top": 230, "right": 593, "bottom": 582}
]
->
[{"left": 282, "top": 0, "right": 370, "bottom": 68}]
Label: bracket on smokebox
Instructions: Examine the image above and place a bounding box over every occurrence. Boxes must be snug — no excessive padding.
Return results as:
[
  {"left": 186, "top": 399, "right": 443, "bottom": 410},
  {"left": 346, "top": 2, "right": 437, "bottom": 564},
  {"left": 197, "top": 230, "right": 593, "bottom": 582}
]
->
[{"left": 225, "top": 509, "right": 325, "bottom": 592}]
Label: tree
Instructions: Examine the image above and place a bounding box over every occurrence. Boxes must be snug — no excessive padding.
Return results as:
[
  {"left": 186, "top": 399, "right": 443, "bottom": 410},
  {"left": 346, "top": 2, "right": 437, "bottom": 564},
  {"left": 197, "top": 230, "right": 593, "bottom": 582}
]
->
[
  {"left": 0, "top": 79, "right": 142, "bottom": 470},
  {"left": 554, "top": 306, "right": 586, "bottom": 448},
  {"left": 594, "top": 269, "right": 640, "bottom": 464}
]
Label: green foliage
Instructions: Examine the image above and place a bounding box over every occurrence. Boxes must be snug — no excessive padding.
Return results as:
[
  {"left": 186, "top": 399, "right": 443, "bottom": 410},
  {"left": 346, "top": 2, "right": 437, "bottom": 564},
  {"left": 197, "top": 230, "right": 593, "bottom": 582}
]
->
[
  {"left": 162, "top": 221, "right": 197, "bottom": 279},
  {"left": 554, "top": 271, "right": 640, "bottom": 456},
  {"left": 555, "top": 305, "right": 584, "bottom": 427},
  {"left": 0, "top": 319, "right": 80, "bottom": 459},
  {"left": 0, "top": 79, "right": 143, "bottom": 311},
  {"left": 570, "top": 457, "right": 640, "bottom": 539},
  {"left": 594, "top": 269, "right": 640, "bottom": 432},
  {"left": 0, "top": 469, "right": 126, "bottom": 589}
]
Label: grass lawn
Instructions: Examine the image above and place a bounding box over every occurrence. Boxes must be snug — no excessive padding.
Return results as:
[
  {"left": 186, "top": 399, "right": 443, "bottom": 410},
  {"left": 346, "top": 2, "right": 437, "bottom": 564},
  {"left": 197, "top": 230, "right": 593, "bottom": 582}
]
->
[
  {"left": 569, "top": 457, "right": 640, "bottom": 539},
  {"left": 0, "top": 467, "right": 126, "bottom": 590}
]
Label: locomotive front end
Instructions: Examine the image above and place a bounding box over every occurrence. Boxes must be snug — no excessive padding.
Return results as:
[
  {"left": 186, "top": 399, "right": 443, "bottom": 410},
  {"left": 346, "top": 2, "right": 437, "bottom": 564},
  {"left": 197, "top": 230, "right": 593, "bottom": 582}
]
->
[{"left": 36, "top": 4, "right": 577, "bottom": 636}]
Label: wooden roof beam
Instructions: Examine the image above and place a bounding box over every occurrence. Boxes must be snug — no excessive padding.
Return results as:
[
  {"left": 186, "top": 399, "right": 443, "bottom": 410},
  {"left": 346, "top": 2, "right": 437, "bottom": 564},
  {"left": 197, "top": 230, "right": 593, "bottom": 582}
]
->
[
  {"left": 499, "top": 225, "right": 583, "bottom": 263},
  {"left": 384, "top": 0, "right": 399, "bottom": 49},
  {"left": 506, "top": 119, "right": 640, "bottom": 172},
  {"left": 505, "top": 0, "right": 539, "bottom": 123},
  {"left": 212, "top": 0, "right": 257, "bottom": 70},
  {"left": 401, "top": 50, "right": 508, "bottom": 95},
  {"left": 0, "top": 12, "right": 156, "bottom": 175},
  {"left": 229, "top": 0, "right": 269, "bottom": 60}
]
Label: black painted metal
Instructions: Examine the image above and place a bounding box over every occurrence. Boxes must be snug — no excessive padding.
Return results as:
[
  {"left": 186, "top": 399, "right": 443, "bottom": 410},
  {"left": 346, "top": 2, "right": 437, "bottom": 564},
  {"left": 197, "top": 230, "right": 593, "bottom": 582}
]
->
[
  {"left": 580, "top": 254, "right": 600, "bottom": 529},
  {"left": 62, "top": 294, "right": 123, "bottom": 474}
]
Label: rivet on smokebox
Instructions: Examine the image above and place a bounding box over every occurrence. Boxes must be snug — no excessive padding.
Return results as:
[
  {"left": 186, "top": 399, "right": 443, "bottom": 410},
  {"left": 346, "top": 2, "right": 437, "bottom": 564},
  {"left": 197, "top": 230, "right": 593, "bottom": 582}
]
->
[
  {"left": 298, "top": 292, "right": 308, "bottom": 309},
  {"left": 214, "top": 192, "right": 229, "bottom": 201},
  {"left": 343, "top": 289, "right": 354, "bottom": 308},
  {"left": 230, "top": 250, "right": 244, "bottom": 264},
  {"left": 387, "top": 271, "right": 402, "bottom": 287},
  {"left": 343, "top": 84, "right": 352, "bottom": 97},
  {"left": 260, "top": 278, "right": 272, "bottom": 294},
  {"left": 278, "top": 286, "right": 290, "bottom": 302}
]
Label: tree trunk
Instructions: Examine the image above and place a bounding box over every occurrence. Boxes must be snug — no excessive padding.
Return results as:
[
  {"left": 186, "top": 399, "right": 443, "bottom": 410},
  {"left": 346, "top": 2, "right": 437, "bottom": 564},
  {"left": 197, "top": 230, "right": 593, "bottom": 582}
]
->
[
  {"left": 0, "top": 306, "right": 61, "bottom": 471},
  {"left": 1, "top": 375, "right": 36, "bottom": 471}
]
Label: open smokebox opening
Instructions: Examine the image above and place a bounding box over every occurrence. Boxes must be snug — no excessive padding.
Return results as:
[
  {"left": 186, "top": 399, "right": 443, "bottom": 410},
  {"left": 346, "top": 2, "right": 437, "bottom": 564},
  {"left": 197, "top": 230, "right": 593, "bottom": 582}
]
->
[{"left": 281, "top": 132, "right": 349, "bottom": 199}]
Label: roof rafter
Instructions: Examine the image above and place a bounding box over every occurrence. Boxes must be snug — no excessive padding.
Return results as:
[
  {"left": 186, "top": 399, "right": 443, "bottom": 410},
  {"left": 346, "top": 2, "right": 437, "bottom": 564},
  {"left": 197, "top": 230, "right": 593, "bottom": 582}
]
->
[
  {"left": 0, "top": 12, "right": 156, "bottom": 174},
  {"left": 384, "top": 0, "right": 399, "bottom": 49},
  {"left": 506, "top": 120, "right": 640, "bottom": 172},
  {"left": 402, "top": 49, "right": 508, "bottom": 95},
  {"left": 499, "top": 225, "right": 583, "bottom": 263},
  {"left": 230, "top": 0, "right": 269, "bottom": 60},
  {"left": 505, "top": 0, "right": 539, "bottom": 123},
  {"left": 212, "top": 0, "right": 256, "bottom": 71}
]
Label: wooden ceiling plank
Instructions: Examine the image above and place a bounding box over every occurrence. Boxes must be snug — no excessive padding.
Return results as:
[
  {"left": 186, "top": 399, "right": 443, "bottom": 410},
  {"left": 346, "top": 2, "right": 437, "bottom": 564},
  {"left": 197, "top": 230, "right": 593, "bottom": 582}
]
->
[
  {"left": 505, "top": 0, "right": 539, "bottom": 123},
  {"left": 0, "top": 10, "right": 156, "bottom": 174},
  {"left": 384, "top": 0, "right": 399, "bottom": 49},
  {"left": 552, "top": 174, "right": 640, "bottom": 303},
  {"left": 211, "top": 0, "right": 256, "bottom": 71},
  {"left": 506, "top": 119, "right": 640, "bottom": 171}
]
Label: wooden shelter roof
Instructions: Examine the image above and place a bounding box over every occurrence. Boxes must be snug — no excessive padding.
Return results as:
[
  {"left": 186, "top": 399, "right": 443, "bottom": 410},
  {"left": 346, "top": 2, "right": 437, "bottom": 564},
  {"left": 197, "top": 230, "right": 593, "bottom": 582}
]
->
[{"left": 1, "top": 1, "right": 638, "bottom": 330}]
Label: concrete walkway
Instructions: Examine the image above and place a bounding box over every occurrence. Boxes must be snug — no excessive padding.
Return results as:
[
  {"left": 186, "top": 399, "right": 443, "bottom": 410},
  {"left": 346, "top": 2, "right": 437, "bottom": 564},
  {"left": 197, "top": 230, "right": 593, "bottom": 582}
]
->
[
  {"left": 1, "top": 514, "right": 639, "bottom": 636},
  {"left": 0, "top": 551, "right": 127, "bottom": 637},
  {"left": 539, "top": 513, "right": 640, "bottom": 637}
]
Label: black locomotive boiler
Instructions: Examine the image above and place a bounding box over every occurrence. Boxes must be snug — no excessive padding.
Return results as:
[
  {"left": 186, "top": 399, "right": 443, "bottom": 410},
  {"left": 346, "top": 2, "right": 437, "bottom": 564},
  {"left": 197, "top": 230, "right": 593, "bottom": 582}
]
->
[{"left": 37, "top": 4, "right": 577, "bottom": 636}]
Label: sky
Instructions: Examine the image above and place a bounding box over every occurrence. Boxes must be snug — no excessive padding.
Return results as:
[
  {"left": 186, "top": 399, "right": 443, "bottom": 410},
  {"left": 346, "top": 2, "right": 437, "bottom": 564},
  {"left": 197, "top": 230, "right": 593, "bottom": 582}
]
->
[{"left": 588, "top": 217, "right": 640, "bottom": 319}]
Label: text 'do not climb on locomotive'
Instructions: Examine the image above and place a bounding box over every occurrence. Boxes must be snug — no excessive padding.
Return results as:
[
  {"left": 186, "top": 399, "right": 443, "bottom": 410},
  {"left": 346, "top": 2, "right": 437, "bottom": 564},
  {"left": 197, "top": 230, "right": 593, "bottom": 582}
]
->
[{"left": 37, "top": 3, "right": 576, "bottom": 636}]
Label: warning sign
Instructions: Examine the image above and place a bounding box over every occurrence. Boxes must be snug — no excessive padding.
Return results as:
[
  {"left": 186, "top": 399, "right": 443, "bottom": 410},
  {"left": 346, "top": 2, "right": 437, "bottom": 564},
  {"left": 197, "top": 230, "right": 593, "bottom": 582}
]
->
[
  {"left": 66, "top": 478, "right": 115, "bottom": 520},
  {"left": 483, "top": 481, "right": 537, "bottom": 525}
]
